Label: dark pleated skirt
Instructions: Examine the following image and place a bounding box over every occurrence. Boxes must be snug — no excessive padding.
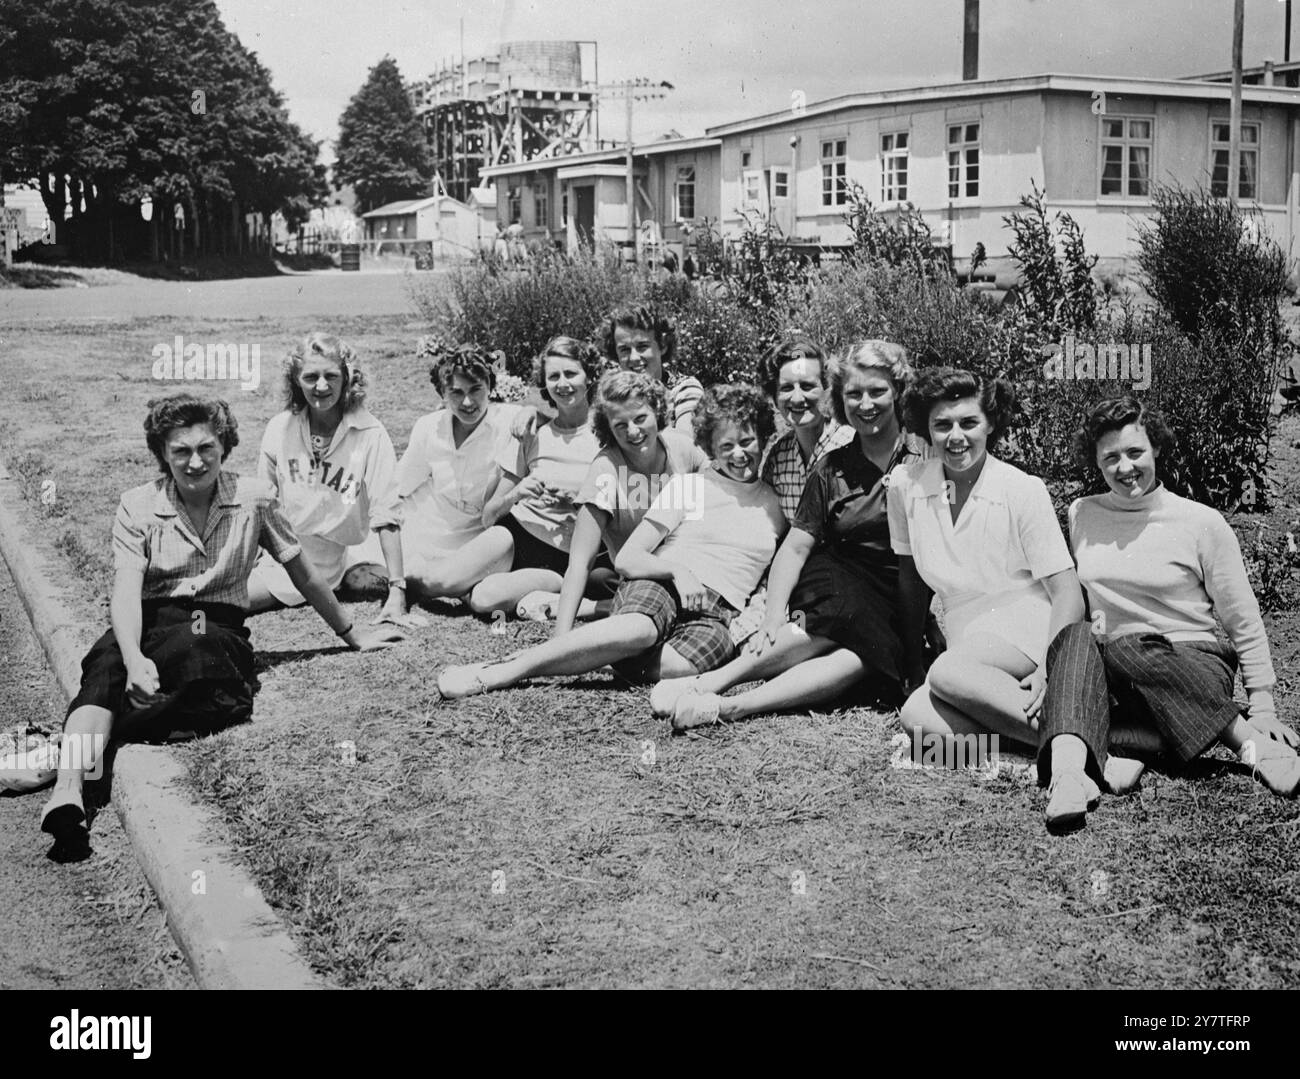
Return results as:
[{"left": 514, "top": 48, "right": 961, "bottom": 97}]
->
[
  {"left": 66, "top": 600, "right": 256, "bottom": 742},
  {"left": 789, "top": 547, "right": 902, "bottom": 683}
]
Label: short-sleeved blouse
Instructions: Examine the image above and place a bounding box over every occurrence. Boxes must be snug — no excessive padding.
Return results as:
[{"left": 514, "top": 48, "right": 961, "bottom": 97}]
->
[
  {"left": 794, "top": 433, "right": 923, "bottom": 567},
  {"left": 886, "top": 454, "right": 1073, "bottom": 663},
  {"left": 113, "top": 472, "right": 301, "bottom": 609}
]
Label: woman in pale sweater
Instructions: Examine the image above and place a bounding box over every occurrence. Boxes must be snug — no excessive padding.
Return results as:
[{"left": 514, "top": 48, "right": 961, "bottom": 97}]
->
[{"left": 1038, "top": 396, "right": 1299, "bottom": 830}]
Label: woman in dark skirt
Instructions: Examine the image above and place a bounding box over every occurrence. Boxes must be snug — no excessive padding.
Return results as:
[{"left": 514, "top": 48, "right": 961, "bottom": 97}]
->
[
  {"left": 651, "top": 340, "right": 925, "bottom": 729},
  {"left": 41, "top": 393, "right": 400, "bottom": 848}
]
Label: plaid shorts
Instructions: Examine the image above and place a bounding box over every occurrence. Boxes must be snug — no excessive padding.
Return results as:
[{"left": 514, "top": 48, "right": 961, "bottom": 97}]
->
[{"left": 611, "top": 578, "right": 736, "bottom": 674}]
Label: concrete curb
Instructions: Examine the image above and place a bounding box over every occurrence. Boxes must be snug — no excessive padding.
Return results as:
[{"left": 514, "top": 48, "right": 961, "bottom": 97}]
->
[{"left": 0, "top": 464, "right": 326, "bottom": 990}]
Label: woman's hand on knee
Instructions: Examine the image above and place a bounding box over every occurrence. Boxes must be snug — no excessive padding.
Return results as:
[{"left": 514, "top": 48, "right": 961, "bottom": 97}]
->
[
  {"left": 1020, "top": 666, "right": 1046, "bottom": 729},
  {"left": 124, "top": 656, "right": 163, "bottom": 708}
]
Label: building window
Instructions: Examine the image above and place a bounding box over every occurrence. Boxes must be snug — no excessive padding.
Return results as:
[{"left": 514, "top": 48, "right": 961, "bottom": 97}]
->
[
  {"left": 773, "top": 170, "right": 789, "bottom": 198},
  {"left": 741, "top": 150, "right": 752, "bottom": 169},
  {"left": 1210, "top": 120, "right": 1259, "bottom": 200},
  {"left": 947, "top": 122, "right": 980, "bottom": 198},
  {"left": 507, "top": 186, "right": 521, "bottom": 223},
  {"left": 881, "top": 132, "right": 909, "bottom": 203},
  {"left": 675, "top": 165, "right": 696, "bottom": 220},
  {"left": 1100, "top": 117, "right": 1153, "bottom": 197},
  {"left": 821, "top": 138, "right": 847, "bottom": 206},
  {"left": 534, "top": 188, "right": 548, "bottom": 228},
  {"left": 743, "top": 169, "right": 763, "bottom": 207},
  {"left": 561, "top": 189, "right": 569, "bottom": 224}
]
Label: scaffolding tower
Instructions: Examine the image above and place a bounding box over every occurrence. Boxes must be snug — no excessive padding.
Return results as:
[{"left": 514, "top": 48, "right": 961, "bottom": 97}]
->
[{"left": 409, "top": 41, "right": 601, "bottom": 204}]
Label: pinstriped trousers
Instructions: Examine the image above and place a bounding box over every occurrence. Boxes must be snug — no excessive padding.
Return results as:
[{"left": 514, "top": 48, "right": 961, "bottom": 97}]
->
[{"left": 1036, "top": 622, "right": 1242, "bottom": 786}]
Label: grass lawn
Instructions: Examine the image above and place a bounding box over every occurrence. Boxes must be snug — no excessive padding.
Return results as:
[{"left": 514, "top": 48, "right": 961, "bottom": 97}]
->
[{"left": 2, "top": 313, "right": 1299, "bottom": 988}]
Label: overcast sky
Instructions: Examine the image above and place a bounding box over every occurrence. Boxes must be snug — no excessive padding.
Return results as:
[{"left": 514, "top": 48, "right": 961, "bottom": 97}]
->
[{"left": 213, "top": 0, "right": 1299, "bottom": 157}]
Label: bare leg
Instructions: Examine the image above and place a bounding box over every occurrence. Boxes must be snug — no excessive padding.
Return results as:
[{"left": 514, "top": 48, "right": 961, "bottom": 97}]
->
[
  {"left": 920, "top": 637, "right": 1038, "bottom": 744},
  {"left": 693, "top": 626, "right": 837, "bottom": 696},
  {"left": 409, "top": 527, "right": 514, "bottom": 600},
  {"left": 42, "top": 705, "right": 114, "bottom": 840},
  {"left": 471, "top": 612, "right": 660, "bottom": 688},
  {"left": 244, "top": 575, "right": 288, "bottom": 614},
  {"left": 468, "top": 567, "right": 564, "bottom": 615},
  {"left": 717, "top": 647, "right": 867, "bottom": 722}
]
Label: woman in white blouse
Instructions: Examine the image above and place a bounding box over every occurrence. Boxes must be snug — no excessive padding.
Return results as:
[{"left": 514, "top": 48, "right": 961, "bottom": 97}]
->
[
  {"left": 395, "top": 345, "right": 522, "bottom": 606},
  {"left": 888, "top": 367, "right": 1084, "bottom": 753}
]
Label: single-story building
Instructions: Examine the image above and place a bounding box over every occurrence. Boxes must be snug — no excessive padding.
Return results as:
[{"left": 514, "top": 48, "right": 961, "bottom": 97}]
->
[
  {"left": 709, "top": 72, "right": 1300, "bottom": 272},
  {"left": 478, "top": 67, "right": 1300, "bottom": 272},
  {"left": 479, "top": 134, "right": 721, "bottom": 256},
  {"left": 360, "top": 193, "right": 488, "bottom": 259}
]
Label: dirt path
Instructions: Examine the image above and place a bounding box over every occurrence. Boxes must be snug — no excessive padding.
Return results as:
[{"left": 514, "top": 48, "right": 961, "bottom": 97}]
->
[{"left": 0, "top": 554, "right": 194, "bottom": 990}]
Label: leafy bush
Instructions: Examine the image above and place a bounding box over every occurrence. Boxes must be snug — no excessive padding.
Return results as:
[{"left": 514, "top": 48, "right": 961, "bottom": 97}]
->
[
  {"left": 671, "top": 287, "right": 767, "bottom": 388},
  {"left": 843, "top": 182, "right": 951, "bottom": 277},
  {"left": 408, "top": 243, "right": 640, "bottom": 377},
  {"left": 1003, "top": 182, "right": 1099, "bottom": 335},
  {"left": 1134, "top": 184, "right": 1290, "bottom": 510},
  {"left": 687, "top": 212, "right": 812, "bottom": 348},
  {"left": 1136, "top": 184, "right": 1288, "bottom": 348}
]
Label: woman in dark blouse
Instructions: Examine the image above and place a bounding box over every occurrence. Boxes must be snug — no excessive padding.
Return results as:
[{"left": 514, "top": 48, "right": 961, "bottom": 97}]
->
[{"left": 651, "top": 340, "right": 924, "bottom": 729}]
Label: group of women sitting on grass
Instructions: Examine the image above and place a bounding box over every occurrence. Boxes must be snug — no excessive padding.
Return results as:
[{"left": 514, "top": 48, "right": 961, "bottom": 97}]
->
[{"left": 36, "top": 304, "right": 1300, "bottom": 851}]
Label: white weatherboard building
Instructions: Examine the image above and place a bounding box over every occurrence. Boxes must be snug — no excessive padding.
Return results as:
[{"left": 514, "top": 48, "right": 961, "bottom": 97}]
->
[{"left": 481, "top": 66, "right": 1300, "bottom": 273}]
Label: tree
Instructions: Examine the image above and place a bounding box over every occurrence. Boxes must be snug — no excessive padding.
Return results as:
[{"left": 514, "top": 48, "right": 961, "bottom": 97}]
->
[
  {"left": 334, "top": 57, "right": 433, "bottom": 213},
  {"left": 0, "top": 0, "right": 327, "bottom": 262}
]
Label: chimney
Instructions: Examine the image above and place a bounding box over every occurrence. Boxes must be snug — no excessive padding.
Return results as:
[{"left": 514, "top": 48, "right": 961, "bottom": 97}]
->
[
  {"left": 963, "top": 0, "right": 980, "bottom": 81},
  {"left": 1264, "top": 57, "right": 1276, "bottom": 85}
]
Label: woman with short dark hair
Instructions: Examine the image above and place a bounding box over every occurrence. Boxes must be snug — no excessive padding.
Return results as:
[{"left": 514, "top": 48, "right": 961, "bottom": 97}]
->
[
  {"left": 889, "top": 367, "right": 1084, "bottom": 762},
  {"left": 40, "top": 394, "right": 400, "bottom": 851},
  {"left": 1037, "top": 395, "right": 1298, "bottom": 830}
]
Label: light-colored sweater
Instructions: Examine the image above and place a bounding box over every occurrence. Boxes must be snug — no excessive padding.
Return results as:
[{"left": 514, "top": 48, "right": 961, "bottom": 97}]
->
[{"left": 1069, "top": 483, "right": 1275, "bottom": 691}]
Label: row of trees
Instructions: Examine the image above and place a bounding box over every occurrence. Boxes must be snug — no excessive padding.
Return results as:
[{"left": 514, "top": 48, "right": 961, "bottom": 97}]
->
[{"left": 0, "top": 0, "right": 327, "bottom": 263}]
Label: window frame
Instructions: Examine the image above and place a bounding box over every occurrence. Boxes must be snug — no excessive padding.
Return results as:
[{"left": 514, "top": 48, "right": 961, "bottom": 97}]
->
[
  {"left": 946, "top": 121, "right": 981, "bottom": 200},
  {"left": 820, "top": 137, "right": 848, "bottom": 208},
  {"left": 1098, "top": 114, "right": 1155, "bottom": 200},
  {"left": 1208, "top": 118, "right": 1261, "bottom": 201},
  {"left": 880, "top": 130, "right": 910, "bottom": 204},
  {"left": 674, "top": 164, "right": 697, "bottom": 221},
  {"left": 533, "top": 186, "right": 548, "bottom": 228}
]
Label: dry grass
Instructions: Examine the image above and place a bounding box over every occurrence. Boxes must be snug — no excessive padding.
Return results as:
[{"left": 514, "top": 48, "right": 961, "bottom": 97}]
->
[{"left": 2, "top": 316, "right": 1299, "bottom": 988}]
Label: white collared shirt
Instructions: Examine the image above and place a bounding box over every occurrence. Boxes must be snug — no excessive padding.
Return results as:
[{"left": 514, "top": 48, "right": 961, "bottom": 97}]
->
[
  {"left": 886, "top": 453, "right": 1074, "bottom": 614},
  {"left": 395, "top": 403, "right": 522, "bottom": 558}
]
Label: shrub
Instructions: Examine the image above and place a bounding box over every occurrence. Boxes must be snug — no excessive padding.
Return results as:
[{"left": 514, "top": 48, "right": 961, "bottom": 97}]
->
[
  {"left": 1003, "top": 182, "right": 1099, "bottom": 335},
  {"left": 843, "top": 182, "right": 951, "bottom": 277},
  {"left": 409, "top": 243, "right": 641, "bottom": 377},
  {"left": 671, "top": 286, "right": 767, "bottom": 387},
  {"left": 1134, "top": 184, "right": 1290, "bottom": 510}
]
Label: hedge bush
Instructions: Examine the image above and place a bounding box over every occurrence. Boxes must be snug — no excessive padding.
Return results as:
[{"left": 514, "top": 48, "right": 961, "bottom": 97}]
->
[{"left": 413, "top": 189, "right": 1289, "bottom": 513}]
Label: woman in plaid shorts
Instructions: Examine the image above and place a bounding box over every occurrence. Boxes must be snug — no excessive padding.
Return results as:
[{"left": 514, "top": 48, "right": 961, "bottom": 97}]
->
[
  {"left": 652, "top": 341, "right": 925, "bottom": 730},
  {"left": 436, "top": 385, "right": 786, "bottom": 698}
]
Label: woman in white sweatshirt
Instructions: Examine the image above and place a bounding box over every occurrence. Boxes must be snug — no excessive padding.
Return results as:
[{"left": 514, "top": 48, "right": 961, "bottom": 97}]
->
[
  {"left": 247, "top": 333, "right": 408, "bottom": 623},
  {"left": 1037, "top": 395, "right": 1298, "bottom": 831}
]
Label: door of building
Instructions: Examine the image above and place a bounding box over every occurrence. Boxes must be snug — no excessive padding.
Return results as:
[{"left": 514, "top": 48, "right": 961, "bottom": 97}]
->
[{"left": 574, "top": 185, "right": 595, "bottom": 245}]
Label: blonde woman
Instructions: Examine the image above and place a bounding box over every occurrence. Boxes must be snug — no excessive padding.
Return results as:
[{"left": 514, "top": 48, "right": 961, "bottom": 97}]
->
[{"left": 247, "top": 333, "right": 410, "bottom": 624}]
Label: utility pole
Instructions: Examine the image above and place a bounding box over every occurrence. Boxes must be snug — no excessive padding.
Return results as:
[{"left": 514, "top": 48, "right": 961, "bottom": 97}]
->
[
  {"left": 596, "top": 78, "right": 673, "bottom": 256},
  {"left": 1230, "top": 0, "right": 1244, "bottom": 206}
]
